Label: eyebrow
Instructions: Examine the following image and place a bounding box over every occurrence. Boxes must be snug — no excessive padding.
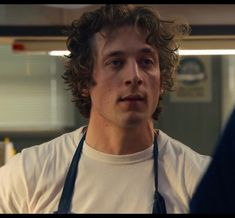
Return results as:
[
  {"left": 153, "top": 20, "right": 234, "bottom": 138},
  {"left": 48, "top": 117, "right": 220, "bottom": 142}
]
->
[
  {"left": 103, "top": 47, "right": 157, "bottom": 59},
  {"left": 104, "top": 51, "right": 124, "bottom": 58},
  {"left": 139, "top": 47, "right": 157, "bottom": 55}
]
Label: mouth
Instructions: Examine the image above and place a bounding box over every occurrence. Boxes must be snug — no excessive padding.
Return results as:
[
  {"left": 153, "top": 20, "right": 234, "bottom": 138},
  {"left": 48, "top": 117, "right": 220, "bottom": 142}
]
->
[{"left": 119, "top": 94, "right": 145, "bottom": 102}]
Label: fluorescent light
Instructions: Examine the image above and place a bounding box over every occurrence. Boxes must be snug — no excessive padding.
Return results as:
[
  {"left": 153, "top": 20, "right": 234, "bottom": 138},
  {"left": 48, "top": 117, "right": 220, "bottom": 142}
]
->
[
  {"left": 49, "top": 49, "right": 235, "bottom": 57},
  {"left": 179, "top": 49, "right": 235, "bottom": 56},
  {"left": 48, "top": 50, "right": 70, "bottom": 56}
]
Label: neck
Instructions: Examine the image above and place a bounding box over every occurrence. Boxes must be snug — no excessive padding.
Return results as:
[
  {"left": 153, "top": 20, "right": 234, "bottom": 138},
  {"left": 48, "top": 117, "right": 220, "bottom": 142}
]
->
[{"left": 85, "top": 116, "right": 155, "bottom": 155}]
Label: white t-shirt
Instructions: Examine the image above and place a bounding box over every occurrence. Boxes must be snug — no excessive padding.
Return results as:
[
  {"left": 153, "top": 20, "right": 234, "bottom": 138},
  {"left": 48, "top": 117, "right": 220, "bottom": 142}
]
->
[{"left": 0, "top": 126, "right": 211, "bottom": 213}]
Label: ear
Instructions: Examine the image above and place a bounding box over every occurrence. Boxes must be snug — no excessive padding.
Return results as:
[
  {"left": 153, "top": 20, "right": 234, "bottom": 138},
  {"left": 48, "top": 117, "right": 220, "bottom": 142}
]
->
[
  {"left": 81, "top": 88, "right": 90, "bottom": 97},
  {"left": 160, "top": 88, "right": 164, "bottom": 96}
]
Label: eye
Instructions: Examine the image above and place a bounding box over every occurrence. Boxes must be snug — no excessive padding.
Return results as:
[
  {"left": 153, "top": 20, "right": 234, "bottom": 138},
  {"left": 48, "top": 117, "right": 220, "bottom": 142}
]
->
[
  {"left": 106, "top": 59, "right": 124, "bottom": 69},
  {"left": 111, "top": 60, "right": 123, "bottom": 67},
  {"left": 140, "top": 58, "right": 154, "bottom": 68}
]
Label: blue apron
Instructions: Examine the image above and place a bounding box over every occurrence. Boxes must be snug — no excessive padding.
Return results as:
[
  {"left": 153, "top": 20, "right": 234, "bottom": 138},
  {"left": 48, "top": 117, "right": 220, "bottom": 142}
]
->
[{"left": 54, "top": 131, "right": 166, "bottom": 214}]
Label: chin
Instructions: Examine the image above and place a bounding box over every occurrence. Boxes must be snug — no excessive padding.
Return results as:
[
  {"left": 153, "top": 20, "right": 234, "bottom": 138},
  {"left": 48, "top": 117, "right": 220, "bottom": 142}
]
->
[{"left": 119, "top": 114, "right": 147, "bottom": 128}]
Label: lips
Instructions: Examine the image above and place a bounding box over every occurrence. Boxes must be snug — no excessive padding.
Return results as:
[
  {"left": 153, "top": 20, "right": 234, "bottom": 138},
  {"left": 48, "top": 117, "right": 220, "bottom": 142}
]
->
[{"left": 119, "top": 94, "right": 145, "bottom": 102}]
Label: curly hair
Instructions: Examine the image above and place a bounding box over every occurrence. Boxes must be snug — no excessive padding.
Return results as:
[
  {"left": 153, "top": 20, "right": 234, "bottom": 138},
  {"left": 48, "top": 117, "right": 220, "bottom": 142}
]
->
[{"left": 62, "top": 4, "right": 190, "bottom": 120}]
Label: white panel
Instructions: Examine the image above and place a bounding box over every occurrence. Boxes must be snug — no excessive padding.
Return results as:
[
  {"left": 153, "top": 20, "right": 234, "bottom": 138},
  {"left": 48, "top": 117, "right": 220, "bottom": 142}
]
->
[{"left": 221, "top": 56, "right": 235, "bottom": 129}]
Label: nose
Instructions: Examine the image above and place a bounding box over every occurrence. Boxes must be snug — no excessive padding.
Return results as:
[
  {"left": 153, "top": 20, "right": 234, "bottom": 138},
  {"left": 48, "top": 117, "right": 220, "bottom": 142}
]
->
[{"left": 124, "top": 60, "right": 143, "bottom": 86}]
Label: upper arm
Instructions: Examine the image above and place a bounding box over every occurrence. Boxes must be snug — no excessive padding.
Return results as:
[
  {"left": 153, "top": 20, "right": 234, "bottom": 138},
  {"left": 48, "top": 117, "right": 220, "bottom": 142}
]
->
[
  {"left": 184, "top": 152, "right": 211, "bottom": 198},
  {"left": 0, "top": 153, "right": 29, "bottom": 213}
]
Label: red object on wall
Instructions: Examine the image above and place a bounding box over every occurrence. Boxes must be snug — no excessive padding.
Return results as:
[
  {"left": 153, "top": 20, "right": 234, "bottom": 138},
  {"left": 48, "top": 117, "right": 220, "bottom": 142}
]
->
[{"left": 12, "top": 43, "right": 25, "bottom": 51}]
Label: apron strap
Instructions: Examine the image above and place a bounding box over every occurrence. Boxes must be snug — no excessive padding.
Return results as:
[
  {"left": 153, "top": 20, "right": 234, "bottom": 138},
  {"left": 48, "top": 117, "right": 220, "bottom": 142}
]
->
[
  {"left": 152, "top": 132, "right": 167, "bottom": 214},
  {"left": 54, "top": 133, "right": 86, "bottom": 214}
]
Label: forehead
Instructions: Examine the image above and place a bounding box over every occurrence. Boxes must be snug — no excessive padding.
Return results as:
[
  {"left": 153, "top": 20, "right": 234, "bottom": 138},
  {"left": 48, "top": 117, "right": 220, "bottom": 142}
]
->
[{"left": 93, "top": 25, "right": 157, "bottom": 56}]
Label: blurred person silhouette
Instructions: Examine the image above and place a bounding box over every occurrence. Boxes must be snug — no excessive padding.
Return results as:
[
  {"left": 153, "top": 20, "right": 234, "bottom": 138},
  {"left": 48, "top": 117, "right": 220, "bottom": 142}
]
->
[
  {"left": 190, "top": 107, "right": 235, "bottom": 214},
  {"left": 0, "top": 4, "right": 211, "bottom": 214}
]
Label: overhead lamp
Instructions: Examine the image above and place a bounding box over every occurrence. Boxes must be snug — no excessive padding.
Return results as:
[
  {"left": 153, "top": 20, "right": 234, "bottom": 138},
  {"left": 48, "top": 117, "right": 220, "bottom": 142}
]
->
[
  {"left": 178, "top": 49, "right": 235, "bottom": 56},
  {"left": 48, "top": 50, "right": 70, "bottom": 56},
  {"left": 47, "top": 49, "right": 235, "bottom": 57}
]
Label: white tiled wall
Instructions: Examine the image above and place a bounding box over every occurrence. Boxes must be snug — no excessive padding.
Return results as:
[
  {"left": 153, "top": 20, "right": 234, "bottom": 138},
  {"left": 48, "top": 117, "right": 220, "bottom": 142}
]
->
[{"left": 0, "top": 45, "right": 76, "bottom": 131}]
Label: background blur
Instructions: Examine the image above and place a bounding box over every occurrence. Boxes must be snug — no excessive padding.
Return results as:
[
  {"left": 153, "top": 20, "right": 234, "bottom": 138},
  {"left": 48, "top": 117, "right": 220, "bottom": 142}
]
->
[{"left": 1, "top": 4, "right": 235, "bottom": 163}]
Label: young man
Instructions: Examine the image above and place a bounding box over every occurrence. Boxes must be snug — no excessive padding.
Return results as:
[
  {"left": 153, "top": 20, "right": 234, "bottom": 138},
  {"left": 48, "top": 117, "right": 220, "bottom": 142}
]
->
[{"left": 0, "top": 5, "right": 211, "bottom": 213}]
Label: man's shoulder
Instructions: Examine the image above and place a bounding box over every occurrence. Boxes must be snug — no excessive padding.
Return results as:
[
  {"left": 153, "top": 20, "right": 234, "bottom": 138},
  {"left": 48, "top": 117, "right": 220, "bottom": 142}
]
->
[
  {"left": 19, "top": 126, "right": 86, "bottom": 164},
  {"left": 158, "top": 130, "right": 190, "bottom": 154},
  {"left": 158, "top": 130, "right": 211, "bottom": 197},
  {"left": 158, "top": 130, "right": 211, "bottom": 164},
  {"left": 5, "top": 126, "right": 86, "bottom": 181}
]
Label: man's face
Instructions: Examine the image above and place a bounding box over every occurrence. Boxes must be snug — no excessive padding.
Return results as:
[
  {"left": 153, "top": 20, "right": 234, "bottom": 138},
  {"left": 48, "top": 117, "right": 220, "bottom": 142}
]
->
[{"left": 88, "top": 26, "right": 161, "bottom": 128}]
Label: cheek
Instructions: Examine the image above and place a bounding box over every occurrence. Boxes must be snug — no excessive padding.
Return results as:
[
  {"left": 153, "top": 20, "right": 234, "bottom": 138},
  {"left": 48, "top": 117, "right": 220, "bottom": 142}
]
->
[
  {"left": 148, "top": 73, "right": 161, "bottom": 91},
  {"left": 94, "top": 84, "right": 112, "bottom": 103}
]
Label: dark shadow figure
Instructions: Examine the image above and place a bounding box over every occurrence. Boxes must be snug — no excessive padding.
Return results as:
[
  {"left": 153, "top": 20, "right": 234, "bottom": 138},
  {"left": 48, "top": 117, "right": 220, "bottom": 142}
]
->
[{"left": 190, "top": 107, "right": 235, "bottom": 213}]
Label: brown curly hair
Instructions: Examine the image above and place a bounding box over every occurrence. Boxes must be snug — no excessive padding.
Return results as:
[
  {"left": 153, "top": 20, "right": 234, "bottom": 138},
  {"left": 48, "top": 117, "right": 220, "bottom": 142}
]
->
[{"left": 62, "top": 4, "right": 190, "bottom": 120}]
